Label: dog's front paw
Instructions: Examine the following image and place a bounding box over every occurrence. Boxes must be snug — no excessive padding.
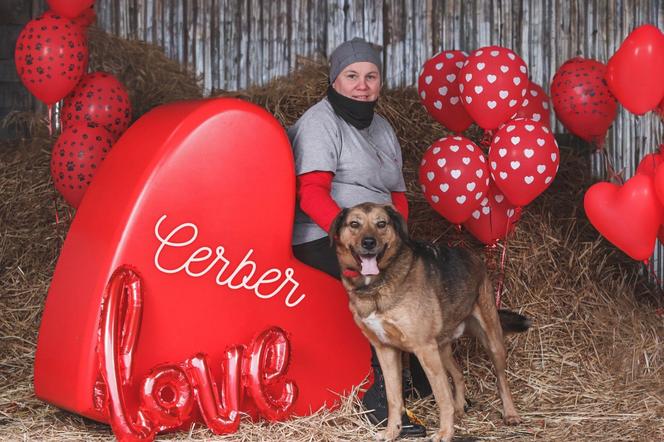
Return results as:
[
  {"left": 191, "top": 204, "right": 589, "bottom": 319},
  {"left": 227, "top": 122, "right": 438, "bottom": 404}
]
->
[
  {"left": 375, "top": 425, "right": 400, "bottom": 441},
  {"left": 503, "top": 413, "right": 522, "bottom": 425}
]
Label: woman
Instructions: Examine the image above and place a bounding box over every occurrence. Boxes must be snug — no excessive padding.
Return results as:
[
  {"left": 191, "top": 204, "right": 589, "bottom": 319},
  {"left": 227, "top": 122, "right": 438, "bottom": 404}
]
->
[{"left": 289, "top": 38, "right": 427, "bottom": 438}]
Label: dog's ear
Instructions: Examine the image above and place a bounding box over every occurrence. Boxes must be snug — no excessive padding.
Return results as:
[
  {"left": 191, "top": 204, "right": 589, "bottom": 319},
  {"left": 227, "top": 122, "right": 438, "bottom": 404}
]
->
[
  {"left": 329, "top": 208, "right": 349, "bottom": 246},
  {"left": 385, "top": 205, "right": 409, "bottom": 242}
]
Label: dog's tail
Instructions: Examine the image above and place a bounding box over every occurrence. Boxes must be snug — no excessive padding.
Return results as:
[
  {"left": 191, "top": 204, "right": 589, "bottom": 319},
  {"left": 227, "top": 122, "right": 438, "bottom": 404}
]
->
[{"left": 498, "top": 309, "right": 532, "bottom": 333}]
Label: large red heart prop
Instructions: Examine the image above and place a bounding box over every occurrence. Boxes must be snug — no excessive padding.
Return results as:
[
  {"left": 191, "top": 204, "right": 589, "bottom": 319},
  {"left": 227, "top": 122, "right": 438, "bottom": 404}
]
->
[
  {"left": 14, "top": 13, "right": 88, "bottom": 105},
  {"left": 417, "top": 50, "right": 473, "bottom": 133},
  {"left": 418, "top": 136, "right": 489, "bottom": 224},
  {"left": 458, "top": 46, "right": 529, "bottom": 130},
  {"left": 606, "top": 24, "right": 664, "bottom": 115},
  {"left": 584, "top": 174, "right": 663, "bottom": 261},
  {"left": 34, "top": 98, "right": 370, "bottom": 426}
]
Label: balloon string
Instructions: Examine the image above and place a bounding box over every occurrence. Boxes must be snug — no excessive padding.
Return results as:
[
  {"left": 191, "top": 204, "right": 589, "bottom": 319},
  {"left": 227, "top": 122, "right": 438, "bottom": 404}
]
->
[
  {"left": 602, "top": 148, "right": 624, "bottom": 185},
  {"left": 48, "top": 105, "right": 53, "bottom": 137},
  {"left": 495, "top": 237, "right": 509, "bottom": 308},
  {"left": 53, "top": 194, "right": 60, "bottom": 224}
]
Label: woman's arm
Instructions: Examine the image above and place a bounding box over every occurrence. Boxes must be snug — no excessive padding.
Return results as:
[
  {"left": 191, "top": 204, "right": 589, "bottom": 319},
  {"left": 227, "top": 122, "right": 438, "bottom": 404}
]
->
[{"left": 297, "top": 171, "right": 341, "bottom": 232}]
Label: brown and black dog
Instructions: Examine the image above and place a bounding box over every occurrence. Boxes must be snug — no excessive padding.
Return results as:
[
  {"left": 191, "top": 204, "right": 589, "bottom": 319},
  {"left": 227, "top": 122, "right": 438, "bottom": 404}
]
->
[{"left": 330, "top": 203, "right": 530, "bottom": 442}]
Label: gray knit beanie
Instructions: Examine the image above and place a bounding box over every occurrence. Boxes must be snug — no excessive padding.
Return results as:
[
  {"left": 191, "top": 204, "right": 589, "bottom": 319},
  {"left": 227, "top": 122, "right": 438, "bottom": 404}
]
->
[{"left": 329, "top": 38, "right": 382, "bottom": 83}]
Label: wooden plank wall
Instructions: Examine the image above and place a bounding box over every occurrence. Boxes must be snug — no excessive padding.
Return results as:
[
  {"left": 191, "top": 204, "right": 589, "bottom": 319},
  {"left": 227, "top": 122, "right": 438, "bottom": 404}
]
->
[{"left": 22, "top": 0, "right": 664, "bottom": 277}]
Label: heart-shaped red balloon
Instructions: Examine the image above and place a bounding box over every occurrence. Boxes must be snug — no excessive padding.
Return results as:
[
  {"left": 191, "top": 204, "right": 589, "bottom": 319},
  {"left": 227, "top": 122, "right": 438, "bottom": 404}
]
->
[
  {"left": 584, "top": 174, "right": 663, "bottom": 261},
  {"left": 606, "top": 24, "right": 664, "bottom": 115},
  {"left": 459, "top": 46, "right": 529, "bottom": 130},
  {"left": 34, "top": 99, "right": 370, "bottom": 425},
  {"left": 50, "top": 124, "right": 115, "bottom": 208},
  {"left": 14, "top": 13, "right": 89, "bottom": 105},
  {"left": 463, "top": 183, "right": 520, "bottom": 245},
  {"left": 489, "top": 118, "right": 560, "bottom": 207},
  {"left": 514, "top": 82, "right": 551, "bottom": 127},
  {"left": 550, "top": 57, "right": 617, "bottom": 148},
  {"left": 418, "top": 136, "right": 489, "bottom": 224},
  {"left": 61, "top": 71, "right": 132, "bottom": 139},
  {"left": 46, "top": 0, "right": 95, "bottom": 19},
  {"left": 417, "top": 50, "right": 473, "bottom": 133}
]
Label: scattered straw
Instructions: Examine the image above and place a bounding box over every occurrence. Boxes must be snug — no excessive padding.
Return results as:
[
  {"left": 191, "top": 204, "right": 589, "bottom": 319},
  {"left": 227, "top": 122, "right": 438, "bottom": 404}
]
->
[{"left": 0, "top": 28, "right": 662, "bottom": 441}]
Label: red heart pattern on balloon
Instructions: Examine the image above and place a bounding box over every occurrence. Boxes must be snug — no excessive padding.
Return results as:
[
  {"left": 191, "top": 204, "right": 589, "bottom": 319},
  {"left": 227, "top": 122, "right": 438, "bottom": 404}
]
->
[
  {"left": 61, "top": 71, "right": 133, "bottom": 139},
  {"left": 584, "top": 174, "right": 663, "bottom": 261},
  {"left": 459, "top": 46, "right": 529, "bottom": 130},
  {"left": 14, "top": 13, "right": 89, "bottom": 105},
  {"left": 419, "top": 136, "right": 490, "bottom": 224},
  {"left": 417, "top": 50, "right": 473, "bottom": 133},
  {"left": 489, "top": 118, "right": 559, "bottom": 207},
  {"left": 515, "top": 82, "right": 551, "bottom": 127},
  {"left": 50, "top": 124, "right": 115, "bottom": 208},
  {"left": 463, "top": 184, "right": 521, "bottom": 245},
  {"left": 34, "top": 98, "right": 370, "bottom": 424},
  {"left": 550, "top": 57, "right": 617, "bottom": 148}
]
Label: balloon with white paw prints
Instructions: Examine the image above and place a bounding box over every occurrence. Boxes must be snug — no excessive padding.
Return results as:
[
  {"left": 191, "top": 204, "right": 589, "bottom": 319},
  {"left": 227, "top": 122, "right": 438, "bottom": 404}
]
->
[
  {"left": 417, "top": 50, "right": 474, "bottom": 133},
  {"left": 488, "top": 118, "right": 560, "bottom": 207},
  {"left": 459, "top": 46, "right": 529, "bottom": 130},
  {"left": 419, "top": 136, "right": 490, "bottom": 224}
]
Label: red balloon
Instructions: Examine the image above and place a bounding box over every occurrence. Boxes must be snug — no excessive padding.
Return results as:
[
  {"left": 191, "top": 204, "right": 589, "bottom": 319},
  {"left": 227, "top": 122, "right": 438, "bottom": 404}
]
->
[
  {"left": 46, "top": 0, "right": 95, "bottom": 18},
  {"left": 635, "top": 149, "right": 664, "bottom": 177},
  {"left": 551, "top": 57, "right": 617, "bottom": 148},
  {"left": 417, "top": 50, "right": 474, "bottom": 133},
  {"left": 419, "top": 136, "right": 489, "bottom": 224},
  {"left": 584, "top": 174, "right": 663, "bottom": 261},
  {"left": 459, "top": 46, "right": 529, "bottom": 130},
  {"left": 14, "top": 13, "right": 88, "bottom": 105},
  {"left": 50, "top": 124, "right": 114, "bottom": 208},
  {"left": 606, "top": 24, "right": 664, "bottom": 115},
  {"left": 489, "top": 118, "right": 560, "bottom": 207},
  {"left": 515, "top": 82, "right": 551, "bottom": 127},
  {"left": 463, "top": 183, "right": 521, "bottom": 245},
  {"left": 657, "top": 97, "right": 664, "bottom": 120},
  {"left": 61, "top": 72, "right": 133, "bottom": 139}
]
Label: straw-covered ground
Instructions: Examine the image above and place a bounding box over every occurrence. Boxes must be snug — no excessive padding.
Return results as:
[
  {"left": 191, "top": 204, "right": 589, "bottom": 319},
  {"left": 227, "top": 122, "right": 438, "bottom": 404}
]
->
[{"left": 1, "top": 28, "right": 662, "bottom": 441}]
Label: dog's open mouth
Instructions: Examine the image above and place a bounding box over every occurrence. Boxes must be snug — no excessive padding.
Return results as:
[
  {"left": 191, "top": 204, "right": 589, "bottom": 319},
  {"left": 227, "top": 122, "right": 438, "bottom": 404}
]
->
[{"left": 351, "top": 248, "right": 385, "bottom": 276}]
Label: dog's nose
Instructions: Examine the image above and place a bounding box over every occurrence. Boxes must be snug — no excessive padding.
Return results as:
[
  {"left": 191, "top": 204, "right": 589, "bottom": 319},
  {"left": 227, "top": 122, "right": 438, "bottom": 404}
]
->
[{"left": 362, "top": 237, "right": 376, "bottom": 250}]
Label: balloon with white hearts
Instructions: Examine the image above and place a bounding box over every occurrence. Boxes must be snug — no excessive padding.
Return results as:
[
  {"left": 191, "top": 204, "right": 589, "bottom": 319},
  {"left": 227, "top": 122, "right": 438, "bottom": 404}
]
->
[
  {"left": 419, "top": 136, "right": 490, "bottom": 224},
  {"left": 515, "top": 82, "right": 552, "bottom": 128},
  {"left": 417, "top": 50, "right": 474, "bottom": 133},
  {"left": 458, "top": 46, "right": 529, "bottom": 130},
  {"left": 489, "top": 118, "right": 560, "bottom": 207},
  {"left": 463, "top": 183, "right": 521, "bottom": 246}
]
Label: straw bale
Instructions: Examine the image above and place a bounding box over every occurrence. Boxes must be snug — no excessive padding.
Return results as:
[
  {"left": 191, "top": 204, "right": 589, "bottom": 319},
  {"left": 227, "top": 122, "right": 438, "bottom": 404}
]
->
[{"left": 0, "top": 30, "right": 662, "bottom": 442}]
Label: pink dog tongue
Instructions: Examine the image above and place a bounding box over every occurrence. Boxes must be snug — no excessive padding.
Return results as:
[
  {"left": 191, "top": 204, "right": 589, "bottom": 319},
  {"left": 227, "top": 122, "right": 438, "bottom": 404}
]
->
[{"left": 360, "top": 256, "right": 379, "bottom": 275}]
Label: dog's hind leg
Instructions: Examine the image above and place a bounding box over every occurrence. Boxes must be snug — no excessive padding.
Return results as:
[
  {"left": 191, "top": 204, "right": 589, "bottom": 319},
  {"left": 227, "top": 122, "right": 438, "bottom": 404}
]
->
[
  {"left": 413, "top": 343, "right": 455, "bottom": 442},
  {"left": 467, "top": 278, "right": 521, "bottom": 425},
  {"left": 372, "top": 344, "right": 404, "bottom": 441},
  {"left": 440, "top": 343, "right": 465, "bottom": 418}
]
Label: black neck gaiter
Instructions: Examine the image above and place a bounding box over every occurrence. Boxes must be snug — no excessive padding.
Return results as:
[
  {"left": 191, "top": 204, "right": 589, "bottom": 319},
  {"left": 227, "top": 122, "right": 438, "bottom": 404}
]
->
[{"left": 327, "top": 85, "right": 377, "bottom": 130}]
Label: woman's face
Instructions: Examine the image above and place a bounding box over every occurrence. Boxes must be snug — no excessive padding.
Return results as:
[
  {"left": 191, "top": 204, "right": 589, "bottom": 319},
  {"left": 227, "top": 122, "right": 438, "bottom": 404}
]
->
[{"left": 332, "top": 62, "right": 381, "bottom": 101}]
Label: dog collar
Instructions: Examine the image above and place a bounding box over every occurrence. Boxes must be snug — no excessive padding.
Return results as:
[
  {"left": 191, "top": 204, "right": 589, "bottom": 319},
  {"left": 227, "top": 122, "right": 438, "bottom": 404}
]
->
[{"left": 342, "top": 269, "right": 361, "bottom": 278}]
